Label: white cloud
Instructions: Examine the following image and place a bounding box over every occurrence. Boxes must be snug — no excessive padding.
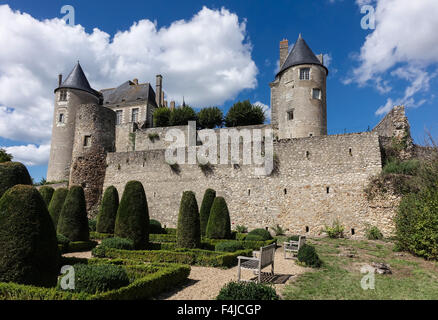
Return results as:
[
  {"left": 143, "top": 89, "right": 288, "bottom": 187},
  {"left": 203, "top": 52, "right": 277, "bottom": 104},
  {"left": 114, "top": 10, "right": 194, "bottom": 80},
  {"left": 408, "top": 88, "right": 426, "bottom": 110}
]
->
[
  {"left": 253, "top": 101, "right": 271, "bottom": 122},
  {"left": 2, "top": 144, "right": 50, "bottom": 166},
  {"left": 0, "top": 5, "right": 257, "bottom": 166},
  {"left": 323, "top": 54, "right": 332, "bottom": 68},
  {"left": 349, "top": 0, "right": 438, "bottom": 114}
]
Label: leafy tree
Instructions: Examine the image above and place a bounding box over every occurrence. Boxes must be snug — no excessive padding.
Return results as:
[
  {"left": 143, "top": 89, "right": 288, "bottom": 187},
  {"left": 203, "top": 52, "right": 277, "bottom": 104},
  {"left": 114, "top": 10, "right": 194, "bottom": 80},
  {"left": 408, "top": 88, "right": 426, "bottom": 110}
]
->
[
  {"left": 0, "top": 148, "right": 12, "bottom": 163},
  {"left": 153, "top": 107, "right": 171, "bottom": 127},
  {"left": 224, "top": 100, "right": 265, "bottom": 127},
  {"left": 177, "top": 191, "right": 201, "bottom": 248},
  {"left": 197, "top": 107, "right": 223, "bottom": 129},
  {"left": 169, "top": 105, "right": 197, "bottom": 126}
]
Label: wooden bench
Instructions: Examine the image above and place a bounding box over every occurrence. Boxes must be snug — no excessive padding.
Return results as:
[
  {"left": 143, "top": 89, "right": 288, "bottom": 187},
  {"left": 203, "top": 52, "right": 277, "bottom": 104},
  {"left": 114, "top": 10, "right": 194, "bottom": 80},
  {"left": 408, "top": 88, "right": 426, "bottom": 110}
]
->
[
  {"left": 283, "top": 235, "right": 306, "bottom": 259},
  {"left": 237, "top": 243, "right": 276, "bottom": 283}
]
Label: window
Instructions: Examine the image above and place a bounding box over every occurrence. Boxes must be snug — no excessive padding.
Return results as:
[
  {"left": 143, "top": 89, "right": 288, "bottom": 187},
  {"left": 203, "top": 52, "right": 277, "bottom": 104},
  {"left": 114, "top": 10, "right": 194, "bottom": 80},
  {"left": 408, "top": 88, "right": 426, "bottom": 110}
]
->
[
  {"left": 59, "top": 90, "right": 67, "bottom": 101},
  {"left": 58, "top": 113, "right": 65, "bottom": 123},
  {"left": 300, "top": 68, "right": 310, "bottom": 80},
  {"left": 326, "top": 187, "right": 330, "bottom": 194},
  {"left": 83, "top": 135, "right": 91, "bottom": 147},
  {"left": 305, "top": 226, "right": 309, "bottom": 233},
  {"left": 131, "top": 108, "right": 139, "bottom": 122},
  {"left": 116, "top": 110, "right": 123, "bottom": 125},
  {"left": 351, "top": 228, "right": 355, "bottom": 235},
  {"left": 312, "top": 88, "right": 321, "bottom": 99},
  {"left": 287, "top": 109, "right": 294, "bottom": 120}
]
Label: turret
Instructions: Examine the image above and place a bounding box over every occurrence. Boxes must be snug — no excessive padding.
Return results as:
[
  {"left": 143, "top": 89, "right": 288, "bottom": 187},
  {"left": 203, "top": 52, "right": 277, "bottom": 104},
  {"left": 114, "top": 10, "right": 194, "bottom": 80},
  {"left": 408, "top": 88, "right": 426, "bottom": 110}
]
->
[{"left": 270, "top": 34, "right": 328, "bottom": 139}]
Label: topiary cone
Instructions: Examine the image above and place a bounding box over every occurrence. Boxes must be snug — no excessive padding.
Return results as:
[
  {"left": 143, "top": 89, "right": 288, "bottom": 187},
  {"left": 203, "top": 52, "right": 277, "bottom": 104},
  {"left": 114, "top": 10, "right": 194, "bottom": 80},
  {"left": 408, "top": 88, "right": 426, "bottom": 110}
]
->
[
  {"left": 177, "top": 191, "right": 201, "bottom": 248},
  {"left": 206, "top": 196, "right": 231, "bottom": 239},
  {"left": 0, "top": 162, "right": 32, "bottom": 198},
  {"left": 57, "top": 186, "right": 89, "bottom": 241},
  {"left": 39, "top": 186, "right": 55, "bottom": 207},
  {"left": 0, "top": 185, "right": 60, "bottom": 287},
  {"left": 48, "top": 187, "right": 68, "bottom": 229},
  {"left": 115, "top": 181, "right": 149, "bottom": 249},
  {"left": 96, "top": 186, "right": 119, "bottom": 234},
  {"left": 199, "top": 189, "right": 216, "bottom": 237}
]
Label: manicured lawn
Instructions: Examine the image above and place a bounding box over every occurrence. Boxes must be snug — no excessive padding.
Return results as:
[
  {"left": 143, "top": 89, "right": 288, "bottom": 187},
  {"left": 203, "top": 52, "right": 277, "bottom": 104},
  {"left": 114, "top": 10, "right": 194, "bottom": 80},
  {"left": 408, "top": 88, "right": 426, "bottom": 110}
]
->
[{"left": 282, "top": 237, "right": 438, "bottom": 300}]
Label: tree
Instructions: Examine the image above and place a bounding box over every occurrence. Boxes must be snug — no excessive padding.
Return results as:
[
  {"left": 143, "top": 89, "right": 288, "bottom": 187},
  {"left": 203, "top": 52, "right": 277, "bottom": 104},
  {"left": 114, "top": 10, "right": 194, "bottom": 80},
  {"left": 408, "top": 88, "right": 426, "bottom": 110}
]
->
[
  {"left": 0, "top": 162, "right": 32, "bottom": 198},
  {"left": 115, "top": 181, "right": 149, "bottom": 249},
  {"left": 224, "top": 100, "right": 265, "bottom": 127},
  {"left": 57, "top": 186, "right": 89, "bottom": 241},
  {"left": 169, "top": 105, "right": 197, "bottom": 126},
  {"left": 199, "top": 189, "right": 216, "bottom": 237},
  {"left": 48, "top": 187, "right": 68, "bottom": 229},
  {"left": 0, "top": 148, "right": 12, "bottom": 163},
  {"left": 96, "top": 186, "right": 119, "bottom": 234},
  {"left": 206, "top": 196, "right": 232, "bottom": 239},
  {"left": 177, "top": 191, "right": 201, "bottom": 248},
  {"left": 197, "top": 107, "right": 223, "bottom": 129},
  {"left": 153, "top": 107, "right": 171, "bottom": 127},
  {"left": 0, "top": 185, "right": 59, "bottom": 287}
]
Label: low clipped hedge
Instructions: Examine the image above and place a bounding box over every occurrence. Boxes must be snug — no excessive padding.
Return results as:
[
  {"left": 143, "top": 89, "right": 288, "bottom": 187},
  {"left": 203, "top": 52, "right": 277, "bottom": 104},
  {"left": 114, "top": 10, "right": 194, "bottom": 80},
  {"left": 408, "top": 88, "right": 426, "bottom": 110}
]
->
[
  {"left": 59, "top": 240, "right": 98, "bottom": 254},
  {"left": 216, "top": 281, "right": 279, "bottom": 300},
  {"left": 215, "top": 241, "right": 244, "bottom": 252},
  {"left": 150, "top": 233, "right": 176, "bottom": 243},
  {"left": 90, "top": 231, "right": 114, "bottom": 240},
  {"left": 204, "top": 238, "right": 276, "bottom": 251},
  {"left": 246, "top": 228, "right": 273, "bottom": 241}
]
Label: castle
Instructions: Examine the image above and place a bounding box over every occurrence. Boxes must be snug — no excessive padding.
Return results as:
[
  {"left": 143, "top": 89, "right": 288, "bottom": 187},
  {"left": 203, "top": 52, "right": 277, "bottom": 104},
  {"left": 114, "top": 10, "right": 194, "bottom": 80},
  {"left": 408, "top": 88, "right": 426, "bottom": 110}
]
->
[{"left": 47, "top": 35, "right": 413, "bottom": 237}]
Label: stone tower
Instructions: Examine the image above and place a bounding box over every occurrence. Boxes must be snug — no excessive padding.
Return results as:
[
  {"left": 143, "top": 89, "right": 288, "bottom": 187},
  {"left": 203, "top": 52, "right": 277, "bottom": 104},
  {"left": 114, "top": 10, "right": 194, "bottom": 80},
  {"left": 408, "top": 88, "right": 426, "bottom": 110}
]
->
[
  {"left": 47, "top": 62, "right": 102, "bottom": 182},
  {"left": 270, "top": 35, "right": 328, "bottom": 139}
]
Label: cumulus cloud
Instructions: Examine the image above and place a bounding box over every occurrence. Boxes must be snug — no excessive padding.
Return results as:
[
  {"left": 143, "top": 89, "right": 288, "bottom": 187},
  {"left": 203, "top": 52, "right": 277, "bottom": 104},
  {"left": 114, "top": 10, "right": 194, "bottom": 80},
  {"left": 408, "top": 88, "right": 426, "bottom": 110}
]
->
[
  {"left": 253, "top": 101, "right": 271, "bottom": 122},
  {"left": 2, "top": 144, "right": 50, "bottom": 166},
  {"left": 0, "top": 4, "right": 257, "bottom": 166},
  {"left": 349, "top": 0, "right": 438, "bottom": 114}
]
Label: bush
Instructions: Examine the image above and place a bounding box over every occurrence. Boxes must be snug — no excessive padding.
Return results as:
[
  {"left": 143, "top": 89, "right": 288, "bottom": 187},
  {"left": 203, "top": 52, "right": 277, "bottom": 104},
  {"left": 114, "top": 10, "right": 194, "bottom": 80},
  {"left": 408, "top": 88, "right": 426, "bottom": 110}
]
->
[
  {"left": 48, "top": 187, "right": 68, "bottom": 229},
  {"left": 197, "top": 107, "right": 223, "bottom": 129},
  {"left": 383, "top": 159, "right": 420, "bottom": 175},
  {"left": 115, "top": 181, "right": 149, "bottom": 249},
  {"left": 65, "top": 264, "right": 130, "bottom": 294},
  {"left": 236, "top": 233, "right": 247, "bottom": 241},
  {"left": 323, "top": 220, "right": 345, "bottom": 239},
  {"left": 38, "top": 186, "right": 54, "bottom": 207},
  {"left": 365, "top": 225, "right": 384, "bottom": 240},
  {"left": 153, "top": 107, "right": 171, "bottom": 127},
  {"left": 100, "top": 237, "right": 134, "bottom": 250},
  {"left": 216, "top": 281, "right": 279, "bottom": 300},
  {"left": 199, "top": 189, "right": 216, "bottom": 237},
  {"left": 177, "top": 191, "right": 201, "bottom": 249},
  {"left": 270, "top": 224, "right": 286, "bottom": 236},
  {"left": 246, "top": 228, "right": 273, "bottom": 241},
  {"left": 57, "top": 234, "right": 70, "bottom": 246},
  {"left": 297, "top": 244, "right": 321, "bottom": 268},
  {"left": 235, "top": 225, "right": 248, "bottom": 233},
  {"left": 224, "top": 100, "right": 265, "bottom": 127},
  {"left": 215, "top": 241, "right": 244, "bottom": 252},
  {"left": 0, "top": 162, "right": 32, "bottom": 198},
  {"left": 150, "top": 219, "right": 165, "bottom": 234},
  {"left": 169, "top": 105, "right": 197, "bottom": 126},
  {"left": 96, "top": 186, "right": 119, "bottom": 234},
  {"left": 0, "top": 185, "right": 59, "bottom": 287},
  {"left": 88, "top": 219, "right": 97, "bottom": 232},
  {"left": 205, "top": 197, "right": 232, "bottom": 239}
]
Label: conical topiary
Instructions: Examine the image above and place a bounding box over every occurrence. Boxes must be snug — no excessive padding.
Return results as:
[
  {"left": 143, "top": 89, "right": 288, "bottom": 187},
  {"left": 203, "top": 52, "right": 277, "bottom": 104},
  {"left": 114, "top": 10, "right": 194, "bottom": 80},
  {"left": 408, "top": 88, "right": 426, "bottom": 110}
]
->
[
  {"left": 96, "top": 186, "right": 119, "bottom": 234},
  {"left": 115, "top": 181, "right": 149, "bottom": 249},
  {"left": 39, "top": 186, "right": 55, "bottom": 207},
  {"left": 0, "top": 162, "right": 32, "bottom": 198},
  {"left": 0, "top": 185, "right": 60, "bottom": 287},
  {"left": 48, "top": 187, "right": 68, "bottom": 228},
  {"left": 57, "top": 186, "right": 89, "bottom": 241},
  {"left": 177, "top": 191, "right": 201, "bottom": 248},
  {"left": 206, "top": 196, "right": 231, "bottom": 239},
  {"left": 199, "top": 188, "right": 216, "bottom": 237}
]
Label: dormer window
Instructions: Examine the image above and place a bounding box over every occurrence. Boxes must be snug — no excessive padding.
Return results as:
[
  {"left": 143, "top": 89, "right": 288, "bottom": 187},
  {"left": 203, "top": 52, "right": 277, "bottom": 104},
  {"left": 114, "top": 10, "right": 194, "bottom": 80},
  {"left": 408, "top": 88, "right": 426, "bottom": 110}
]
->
[
  {"left": 300, "top": 68, "right": 310, "bottom": 80},
  {"left": 312, "top": 88, "right": 321, "bottom": 100},
  {"left": 59, "top": 90, "right": 67, "bottom": 101}
]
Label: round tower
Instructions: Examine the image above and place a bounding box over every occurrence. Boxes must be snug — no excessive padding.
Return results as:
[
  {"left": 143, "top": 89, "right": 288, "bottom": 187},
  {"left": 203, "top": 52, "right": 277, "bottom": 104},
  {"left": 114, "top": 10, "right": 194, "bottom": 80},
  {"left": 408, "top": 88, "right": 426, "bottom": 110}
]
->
[
  {"left": 47, "top": 62, "right": 101, "bottom": 182},
  {"left": 270, "top": 35, "right": 328, "bottom": 139}
]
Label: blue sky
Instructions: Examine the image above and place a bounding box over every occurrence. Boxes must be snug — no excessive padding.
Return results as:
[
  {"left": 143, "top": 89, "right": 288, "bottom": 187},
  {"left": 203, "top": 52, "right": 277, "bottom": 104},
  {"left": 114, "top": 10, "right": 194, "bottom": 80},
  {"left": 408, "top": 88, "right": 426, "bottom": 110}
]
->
[{"left": 1, "top": 0, "right": 437, "bottom": 182}]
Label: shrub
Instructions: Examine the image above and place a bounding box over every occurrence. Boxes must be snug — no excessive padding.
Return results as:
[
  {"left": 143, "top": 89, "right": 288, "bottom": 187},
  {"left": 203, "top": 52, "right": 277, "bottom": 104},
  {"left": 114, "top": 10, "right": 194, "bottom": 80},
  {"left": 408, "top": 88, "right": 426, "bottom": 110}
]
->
[
  {"left": 216, "top": 281, "right": 279, "bottom": 300},
  {"left": 153, "top": 107, "right": 171, "bottom": 127},
  {"left": 236, "top": 233, "right": 247, "bottom": 241},
  {"left": 197, "top": 107, "right": 223, "bottom": 129},
  {"left": 0, "top": 185, "right": 59, "bottom": 287},
  {"left": 0, "top": 162, "right": 32, "bottom": 198},
  {"left": 88, "top": 219, "right": 97, "bottom": 232},
  {"left": 215, "top": 241, "right": 244, "bottom": 252},
  {"left": 235, "top": 225, "right": 248, "bottom": 233},
  {"left": 150, "top": 219, "right": 165, "bottom": 234},
  {"left": 224, "top": 100, "right": 265, "bottom": 127},
  {"left": 115, "top": 181, "right": 149, "bottom": 249},
  {"left": 246, "top": 228, "right": 273, "bottom": 241},
  {"left": 297, "top": 244, "right": 321, "bottom": 268},
  {"left": 177, "top": 191, "right": 201, "bottom": 248},
  {"left": 100, "top": 237, "right": 134, "bottom": 250},
  {"left": 0, "top": 148, "right": 13, "bottom": 163},
  {"left": 206, "top": 197, "right": 232, "bottom": 239},
  {"left": 169, "top": 105, "right": 197, "bottom": 126},
  {"left": 96, "top": 186, "right": 119, "bottom": 234},
  {"left": 38, "top": 186, "right": 54, "bottom": 207},
  {"left": 57, "top": 186, "right": 89, "bottom": 242},
  {"left": 365, "top": 225, "right": 384, "bottom": 240},
  {"left": 287, "top": 235, "right": 300, "bottom": 242},
  {"left": 199, "top": 189, "right": 216, "bottom": 237},
  {"left": 48, "top": 187, "right": 68, "bottom": 229},
  {"left": 57, "top": 234, "right": 70, "bottom": 246},
  {"left": 64, "top": 264, "right": 130, "bottom": 294},
  {"left": 323, "top": 219, "right": 345, "bottom": 238},
  {"left": 383, "top": 159, "right": 420, "bottom": 176},
  {"left": 270, "top": 224, "right": 286, "bottom": 236}
]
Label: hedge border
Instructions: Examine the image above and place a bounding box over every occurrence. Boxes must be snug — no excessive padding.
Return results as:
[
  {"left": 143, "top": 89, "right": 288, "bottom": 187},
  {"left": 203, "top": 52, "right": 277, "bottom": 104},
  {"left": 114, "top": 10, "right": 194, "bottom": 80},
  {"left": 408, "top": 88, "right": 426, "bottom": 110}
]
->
[{"left": 58, "top": 240, "right": 98, "bottom": 254}]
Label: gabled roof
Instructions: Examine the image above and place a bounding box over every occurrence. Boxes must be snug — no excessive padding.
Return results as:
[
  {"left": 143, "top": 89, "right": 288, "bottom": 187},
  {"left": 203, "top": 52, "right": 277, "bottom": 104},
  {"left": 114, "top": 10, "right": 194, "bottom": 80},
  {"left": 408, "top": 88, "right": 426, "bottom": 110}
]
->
[
  {"left": 55, "top": 62, "right": 101, "bottom": 97},
  {"left": 277, "top": 34, "right": 328, "bottom": 77},
  {"left": 101, "top": 81, "right": 157, "bottom": 107}
]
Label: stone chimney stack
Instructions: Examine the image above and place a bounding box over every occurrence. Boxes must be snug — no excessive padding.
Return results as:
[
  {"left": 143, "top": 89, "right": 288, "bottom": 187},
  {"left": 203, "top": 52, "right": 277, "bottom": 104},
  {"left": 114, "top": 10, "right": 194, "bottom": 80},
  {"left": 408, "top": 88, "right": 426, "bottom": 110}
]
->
[
  {"left": 133, "top": 78, "right": 139, "bottom": 85},
  {"left": 316, "top": 54, "right": 324, "bottom": 65},
  {"left": 58, "top": 74, "right": 63, "bottom": 87},
  {"left": 161, "top": 91, "right": 165, "bottom": 107},
  {"left": 155, "top": 75, "right": 163, "bottom": 108},
  {"left": 279, "top": 39, "right": 289, "bottom": 68}
]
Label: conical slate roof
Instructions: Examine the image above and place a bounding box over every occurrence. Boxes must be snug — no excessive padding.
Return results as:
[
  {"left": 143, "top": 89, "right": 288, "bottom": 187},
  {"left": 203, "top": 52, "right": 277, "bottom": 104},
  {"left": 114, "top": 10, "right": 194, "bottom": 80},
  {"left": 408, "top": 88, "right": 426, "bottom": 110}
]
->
[
  {"left": 277, "top": 35, "right": 328, "bottom": 77},
  {"left": 55, "top": 62, "right": 100, "bottom": 97}
]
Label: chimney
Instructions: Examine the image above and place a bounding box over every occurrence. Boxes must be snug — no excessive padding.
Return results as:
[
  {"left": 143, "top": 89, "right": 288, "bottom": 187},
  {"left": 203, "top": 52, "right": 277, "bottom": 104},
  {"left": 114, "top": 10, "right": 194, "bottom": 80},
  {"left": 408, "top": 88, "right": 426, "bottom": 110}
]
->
[
  {"left": 316, "top": 54, "right": 324, "bottom": 65},
  {"left": 155, "top": 75, "right": 162, "bottom": 108},
  {"left": 163, "top": 100, "right": 168, "bottom": 108},
  {"left": 161, "top": 91, "right": 165, "bottom": 107},
  {"left": 58, "top": 74, "right": 63, "bottom": 87},
  {"left": 279, "top": 39, "right": 289, "bottom": 68},
  {"left": 170, "top": 101, "right": 175, "bottom": 110},
  {"left": 133, "top": 78, "right": 139, "bottom": 85}
]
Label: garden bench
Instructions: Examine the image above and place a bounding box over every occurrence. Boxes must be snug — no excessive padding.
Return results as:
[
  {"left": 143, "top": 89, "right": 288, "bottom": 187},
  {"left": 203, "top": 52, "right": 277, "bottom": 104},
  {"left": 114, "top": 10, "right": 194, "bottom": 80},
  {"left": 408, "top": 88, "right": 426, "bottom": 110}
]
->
[
  {"left": 237, "top": 243, "right": 276, "bottom": 283},
  {"left": 283, "top": 235, "right": 306, "bottom": 259}
]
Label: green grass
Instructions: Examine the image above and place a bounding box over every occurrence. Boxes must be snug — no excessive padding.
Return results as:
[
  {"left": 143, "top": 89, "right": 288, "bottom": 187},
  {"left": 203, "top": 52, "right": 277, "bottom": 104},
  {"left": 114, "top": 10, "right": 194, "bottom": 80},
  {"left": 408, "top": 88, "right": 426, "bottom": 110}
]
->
[{"left": 282, "top": 237, "right": 438, "bottom": 300}]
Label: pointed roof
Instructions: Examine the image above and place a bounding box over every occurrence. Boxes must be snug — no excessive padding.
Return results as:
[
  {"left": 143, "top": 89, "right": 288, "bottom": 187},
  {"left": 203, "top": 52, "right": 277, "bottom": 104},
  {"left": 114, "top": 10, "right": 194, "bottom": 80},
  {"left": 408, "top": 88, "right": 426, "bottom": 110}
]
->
[
  {"left": 55, "top": 62, "right": 100, "bottom": 97},
  {"left": 276, "top": 34, "right": 328, "bottom": 77}
]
